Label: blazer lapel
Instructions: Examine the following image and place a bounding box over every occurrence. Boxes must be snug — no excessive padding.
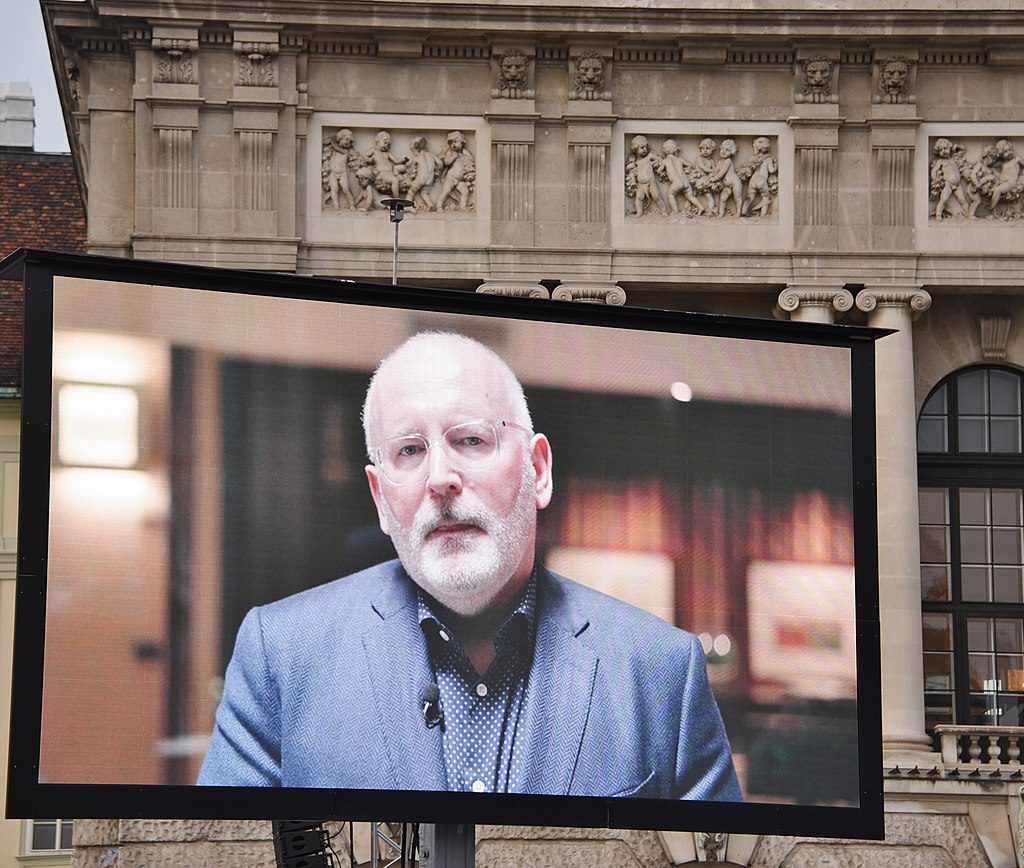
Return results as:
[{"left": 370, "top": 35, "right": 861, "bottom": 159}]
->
[
  {"left": 519, "top": 570, "right": 599, "bottom": 796},
  {"left": 360, "top": 566, "right": 447, "bottom": 792}
]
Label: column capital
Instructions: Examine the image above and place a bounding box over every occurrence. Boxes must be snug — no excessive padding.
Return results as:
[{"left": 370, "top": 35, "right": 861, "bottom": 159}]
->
[
  {"left": 476, "top": 281, "right": 549, "bottom": 299},
  {"left": 856, "top": 286, "right": 931, "bottom": 317},
  {"left": 552, "top": 282, "right": 626, "bottom": 306},
  {"left": 778, "top": 285, "right": 853, "bottom": 314}
]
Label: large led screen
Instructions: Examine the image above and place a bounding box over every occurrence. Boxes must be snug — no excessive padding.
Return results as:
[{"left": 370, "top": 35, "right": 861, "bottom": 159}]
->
[{"left": 6, "top": 252, "right": 882, "bottom": 837}]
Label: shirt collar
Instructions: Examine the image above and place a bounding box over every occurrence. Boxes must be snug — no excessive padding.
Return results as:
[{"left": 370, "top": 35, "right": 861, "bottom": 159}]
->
[{"left": 417, "top": 568, "right": 538, "bottom": 659}]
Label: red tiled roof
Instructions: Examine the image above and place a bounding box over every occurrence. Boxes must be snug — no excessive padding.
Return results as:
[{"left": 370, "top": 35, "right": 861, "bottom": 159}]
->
[{"left": 0, "top": 149, "right": 86, "bottom": 390}]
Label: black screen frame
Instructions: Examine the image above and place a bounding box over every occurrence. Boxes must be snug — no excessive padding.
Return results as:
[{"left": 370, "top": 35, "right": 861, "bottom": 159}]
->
[{"left": 2, "top": 248, "right": 885, "bottom": 840}]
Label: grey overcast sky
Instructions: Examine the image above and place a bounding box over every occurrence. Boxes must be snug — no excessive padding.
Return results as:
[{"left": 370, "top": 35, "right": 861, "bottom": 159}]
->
[{"left": 1, "top": 0, "right": 81, "bottom": 152}]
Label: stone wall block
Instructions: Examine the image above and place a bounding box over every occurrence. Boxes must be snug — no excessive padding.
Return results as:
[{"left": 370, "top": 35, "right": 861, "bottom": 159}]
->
[
  {"left": 207, "top": 819, "right": 273, "bottom": 841},
  {"left": 118, "top": 819, "right": 212, "bottom": 842},
  {"left": 74, "top": 819, "right": 120, "bottom": 846},
  {"left": 72, "top": 847, "right": 120, "bottom": 868}
]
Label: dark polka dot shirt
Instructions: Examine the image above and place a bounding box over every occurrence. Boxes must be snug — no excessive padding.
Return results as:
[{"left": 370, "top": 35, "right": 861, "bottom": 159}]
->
[{"left": 417, "top": 575, "right": 536, "bottom": 794}]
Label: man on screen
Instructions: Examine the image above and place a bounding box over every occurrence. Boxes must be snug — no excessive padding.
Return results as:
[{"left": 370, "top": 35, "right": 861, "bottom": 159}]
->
[{"left": 199, "top": 332, "right": 741, "bottom": 799}]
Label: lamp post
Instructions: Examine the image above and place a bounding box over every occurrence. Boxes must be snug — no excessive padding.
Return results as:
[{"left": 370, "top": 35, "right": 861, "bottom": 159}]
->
[{"left": 380, "top": 197, "right": 414, "bottom": 286}]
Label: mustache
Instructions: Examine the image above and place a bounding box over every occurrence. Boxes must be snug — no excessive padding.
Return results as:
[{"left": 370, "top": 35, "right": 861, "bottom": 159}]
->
[{"left": 416, "top": 498, "right": 490, "bottom": 538}]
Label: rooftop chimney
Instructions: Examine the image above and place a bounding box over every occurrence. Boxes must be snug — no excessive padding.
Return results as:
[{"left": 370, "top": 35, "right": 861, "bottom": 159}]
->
[{"left": 0, "top": 82, "right": 35, "bottom": 149}]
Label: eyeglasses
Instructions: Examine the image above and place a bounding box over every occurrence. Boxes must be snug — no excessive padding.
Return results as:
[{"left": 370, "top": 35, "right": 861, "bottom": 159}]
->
[{"left": 370, "top": 419, "right": 531, "bottom": 487}]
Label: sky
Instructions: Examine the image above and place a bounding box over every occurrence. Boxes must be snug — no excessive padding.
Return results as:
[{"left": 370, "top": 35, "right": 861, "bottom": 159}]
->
[{"left": 1, "top": 0, "right": 81, "bottom": 152}]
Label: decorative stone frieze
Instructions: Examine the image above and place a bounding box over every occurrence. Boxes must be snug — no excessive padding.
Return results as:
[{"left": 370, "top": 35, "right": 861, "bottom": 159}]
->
[
  {"left": 795, "top": 55, "right": 837, "bottom": 104},
  {"left": 551, "top": 282, "right": 626, "bottom": 305},
  {"left": 320, "top": 127, "right": 476, "bottom": 214},
  {"left": 236, "top": 41, "right": 278, "bottom": 87},
  {"left": 570, "top": 51, "right": 610, "bottom": 101},
  {"left": 491, "top": 47, "right": 533, "bottom": 99},
  {"left": 476, "top": 281, "right": 549, "bottom": 298},
  {"left": 624, "top": 134, "right": 778, "bottom": 220},
  {"left": 929, "top": 136, "right": 1024, "bottom": 220},
  {"left": 874, "top": 55, "right": 917, "bottom": 104},
  {"left": 979, "top": 313, "right": 1012, "bottom": 359},
  {"left": 153, "top": 38, "right": 196, "bottom": 84},
  {"left": 63, "top": 46, "right": 81, "bottom": 108}
]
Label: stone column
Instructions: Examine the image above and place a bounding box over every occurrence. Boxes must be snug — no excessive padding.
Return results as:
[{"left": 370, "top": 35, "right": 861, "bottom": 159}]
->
[
  {"left": 777, "top": 285, "right": 853, "bottom": 324},
  {"left": 856, "top": 286, "right": 934, "bottom": 757}
]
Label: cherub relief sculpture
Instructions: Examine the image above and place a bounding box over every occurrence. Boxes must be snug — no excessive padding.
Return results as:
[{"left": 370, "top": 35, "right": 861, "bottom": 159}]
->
[
  {"left": 991, "top": 139, "right": 1024, "bottom": 213},
  {"left": 438, "top": 130, "right": 476, "bottom": 211},
  {"left": 570, "top": 52, "right": 610, "bottom": 101},
  {"left": 966, "top": 146, "right": 1000, "bottom": 218},
  {"left": 740, "top": 137, "right": 778, "bottom": 217},
  {"left": 492, "top": 48, "right": 533, "bottom": 99},
  {"left": 928, "top": 137, "right": 1024, "bottom": 221},
  {"left": 796, "top": 56, "right": 836, "bottom": 104},
  {"left": 624, "top": 134, "right": 779, "bottom": 221},
  {"left": 320, "top": 128, "right": 476, "bottom": 214},
  {"left": 364, "top": 130, "right": 410, "bottom": 200},
  {"left": 712, "top": 139, "right": 744, "bottom": 218},
  {"left": 689, "top": 137, "right": 722, "bottom": 216},
  {"left": 875, "top": 56, "right": 915, "bottom": 104},
  {"left": 407, "top": 136, "right": 441, "bottom": 211},
  {"left": 625, "top": 135, "right": 666, "bottom": 216},
  {"left": 657, "top": 139, "right": 704, "bottom": 215},
  {"left": 322, "top": 128, "right": 358, "bottom": 210},
  {"left": 930, "top": 138, "right": 970, "bottom": 220}
]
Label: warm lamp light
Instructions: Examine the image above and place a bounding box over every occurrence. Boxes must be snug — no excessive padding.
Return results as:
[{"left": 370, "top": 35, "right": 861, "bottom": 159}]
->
[{"left": 57, "top": 383, "right": 140, "bottom": 468}]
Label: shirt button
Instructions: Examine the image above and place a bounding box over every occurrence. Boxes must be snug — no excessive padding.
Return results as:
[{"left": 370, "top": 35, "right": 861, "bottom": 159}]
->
[
  {"left": 475, "top": 682, "right": 488, "bottom": 697},
  {"left": 472, "top": 780, "right": 486, "bottom": 793},
  {"left": 438, "top": 629, "right": 450, "bottom": 642}
]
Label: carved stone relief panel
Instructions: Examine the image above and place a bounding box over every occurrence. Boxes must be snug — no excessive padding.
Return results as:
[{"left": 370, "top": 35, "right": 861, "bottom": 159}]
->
[
  {"left": 623, "top": 133, "right": 779, "bottom": 221},
  {"left": 873, "top": 55, "right": 917, "bottom": 104},
  {"left": 570, "top": 51, "right": 611, "bottom": 101},
  {"left": 153, "top": 37, "right": 196, "bottom": 84},
  {"left": 491, "top": 48, "right": 534, "bottom": 99},
  {"left": 236, "top": 40, "right": 278, "bottom": 87},
  {"left": 928, "top": 136, "right": 1024, "bottom": 221},
  {"left": 321, "top": 126, "right": 477, "bottom": 215},
  {"left": 795, "top": 55, "right": 838, "bottom": 104}
]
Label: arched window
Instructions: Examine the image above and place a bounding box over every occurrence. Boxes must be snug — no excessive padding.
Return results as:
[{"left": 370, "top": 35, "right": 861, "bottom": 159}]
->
[{"left": 918, "top": 366, "right": 1024, "bottom": 731}]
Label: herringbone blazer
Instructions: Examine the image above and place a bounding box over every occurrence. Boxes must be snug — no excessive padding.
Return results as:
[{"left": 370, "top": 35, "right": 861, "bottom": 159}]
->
[{"left": 198, "top": 560, "right": 741, "bottom": 801}]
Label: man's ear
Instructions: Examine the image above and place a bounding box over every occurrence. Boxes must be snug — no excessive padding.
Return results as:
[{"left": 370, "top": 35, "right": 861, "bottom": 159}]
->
[
  {"left": 531, "top": 434, "right": 553, "bottom": 510},
  {"left": 365, "top": 465, "right": 392, "bottom": 536}
]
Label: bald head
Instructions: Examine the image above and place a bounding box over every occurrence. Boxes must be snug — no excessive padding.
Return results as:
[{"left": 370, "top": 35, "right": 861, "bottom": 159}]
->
[{"left": 361, "top": 332, "right": 532, "bottom": 455}]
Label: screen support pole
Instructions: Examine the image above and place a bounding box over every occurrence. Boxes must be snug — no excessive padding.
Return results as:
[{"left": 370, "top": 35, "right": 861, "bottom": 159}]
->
[
  {"left": 419, "top": 824, "right": 475, "bottom": 868},
  {"left": 380, "top": 198, "right": 414, "bottom": 286}
]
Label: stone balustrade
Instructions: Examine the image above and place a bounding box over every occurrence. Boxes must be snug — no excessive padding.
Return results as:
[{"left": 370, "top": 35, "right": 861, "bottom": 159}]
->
[{"left": 934, "top": 724, "right": 1024, "bottom": 767}]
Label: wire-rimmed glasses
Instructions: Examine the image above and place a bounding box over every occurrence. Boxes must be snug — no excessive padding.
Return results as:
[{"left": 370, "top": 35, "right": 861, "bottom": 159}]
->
[{"left": 370, "top": 419, "right": 531, "bottom": 487}]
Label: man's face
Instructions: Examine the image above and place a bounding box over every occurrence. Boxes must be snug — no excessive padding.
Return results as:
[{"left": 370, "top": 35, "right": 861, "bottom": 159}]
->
[{"left": 365, "top": 342, "right": 552, "bottom": 616}]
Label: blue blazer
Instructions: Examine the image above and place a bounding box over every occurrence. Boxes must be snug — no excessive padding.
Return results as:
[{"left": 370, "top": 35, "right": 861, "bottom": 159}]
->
[{"left": 199, "top": 560, "right": 741, "bottom": 800}]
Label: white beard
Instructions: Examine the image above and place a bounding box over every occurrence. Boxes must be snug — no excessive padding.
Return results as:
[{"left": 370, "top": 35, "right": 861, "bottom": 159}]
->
[{"left": 382, "top": 456, "right": 536, "bottom": 615}]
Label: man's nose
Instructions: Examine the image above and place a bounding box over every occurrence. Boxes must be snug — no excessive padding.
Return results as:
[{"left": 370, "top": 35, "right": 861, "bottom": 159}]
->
[{"left": 425, "top": 442, "right": 463, "bottom": 496}]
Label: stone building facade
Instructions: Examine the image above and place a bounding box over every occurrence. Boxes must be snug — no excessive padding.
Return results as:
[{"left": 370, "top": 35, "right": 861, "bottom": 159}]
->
[{"left": 35, "top": 0, "right": 1024, "bottom": 864}]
